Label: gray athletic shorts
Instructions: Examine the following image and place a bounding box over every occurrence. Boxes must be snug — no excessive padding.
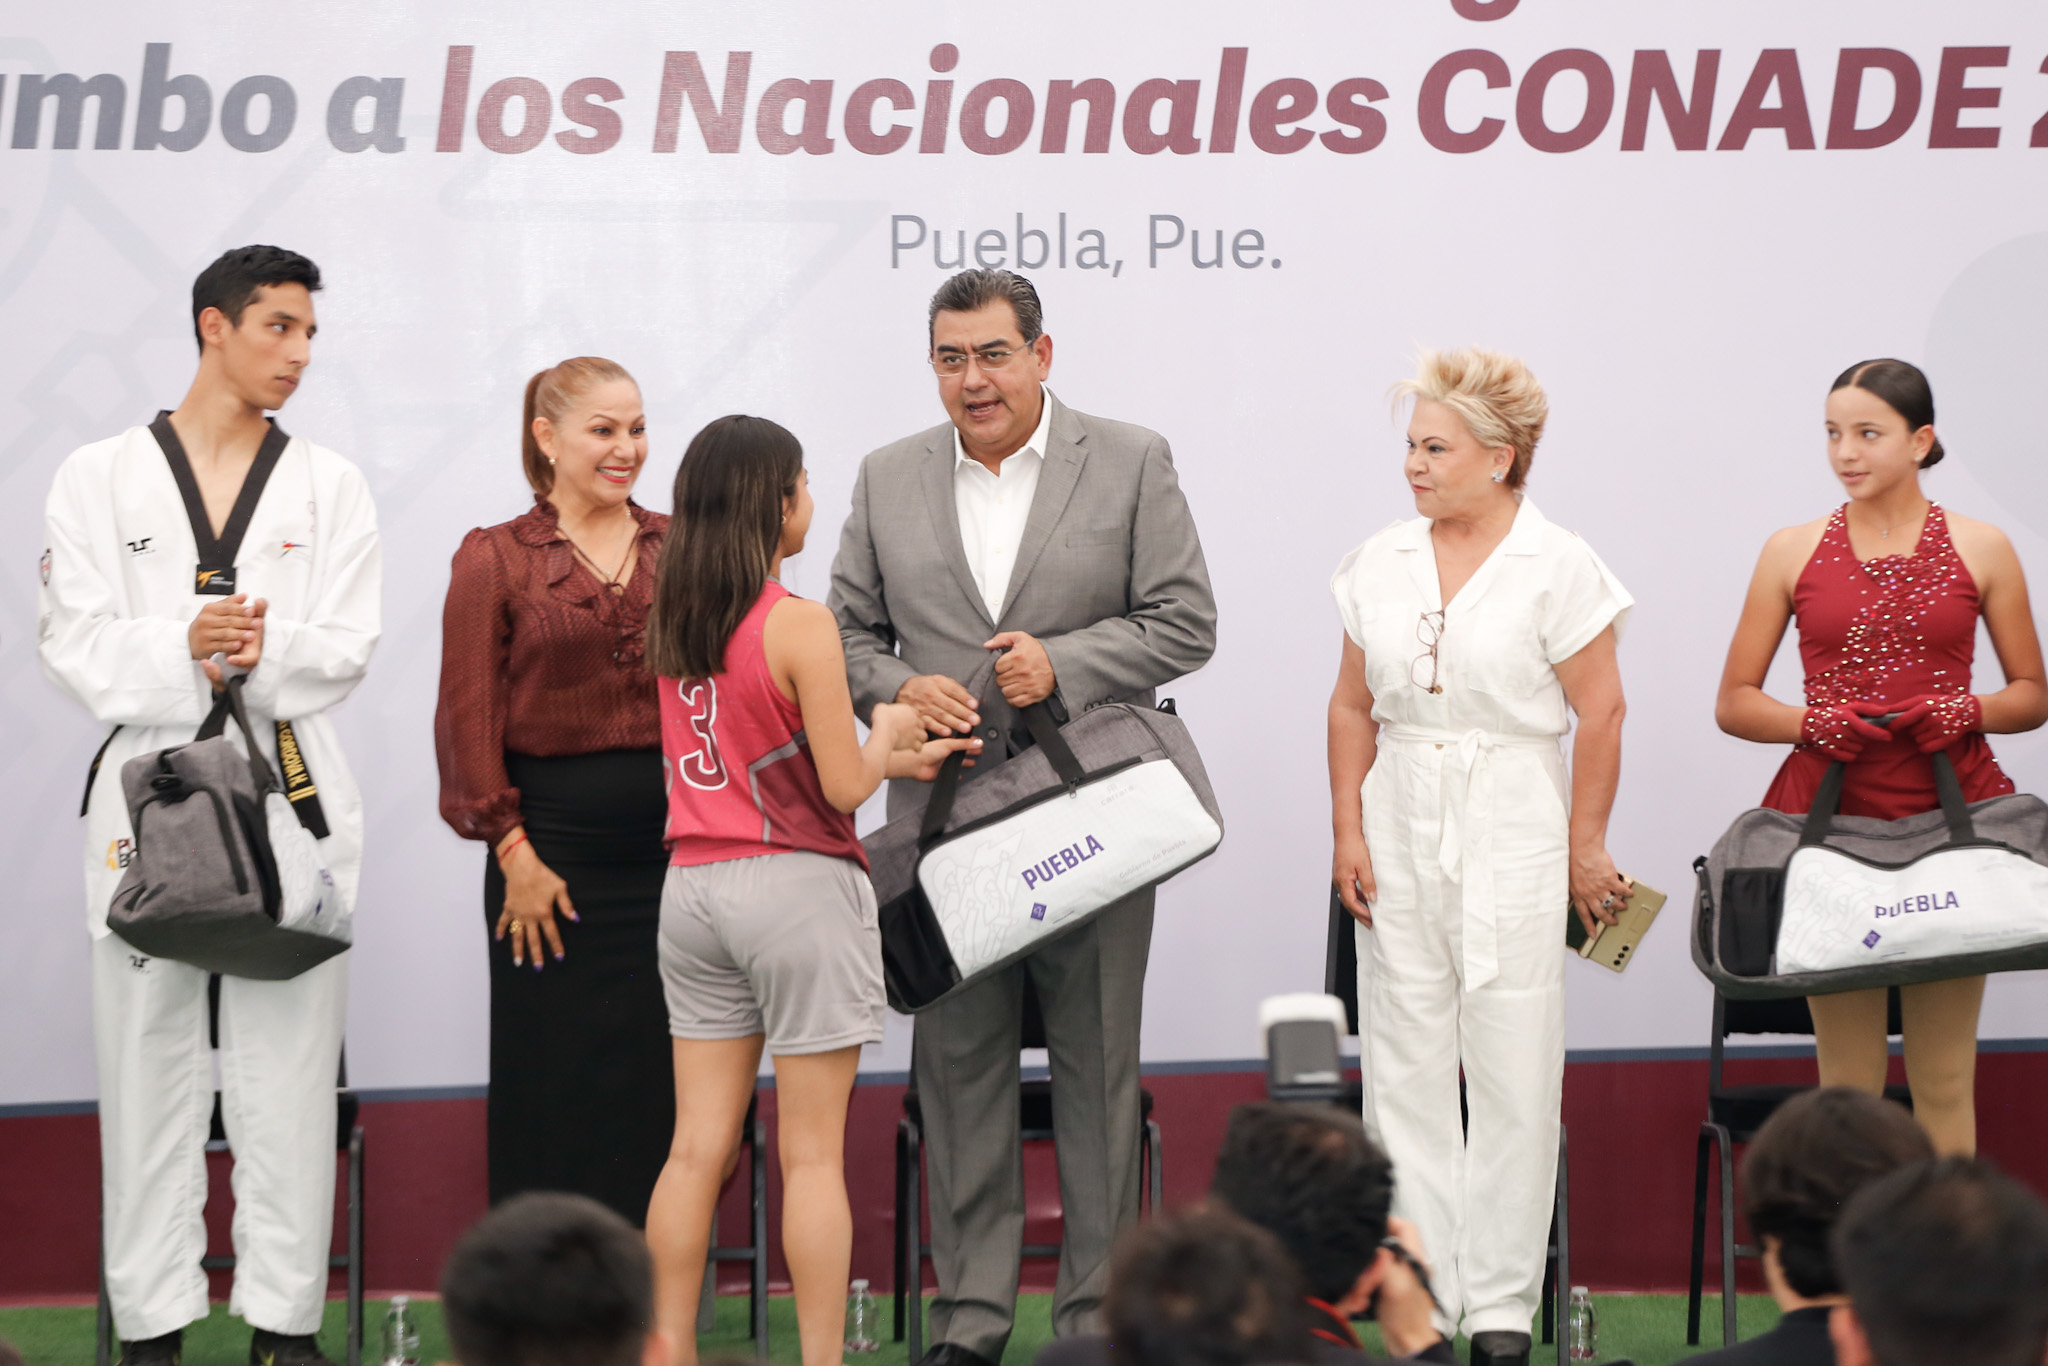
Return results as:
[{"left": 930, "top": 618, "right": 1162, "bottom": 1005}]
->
[{"left": 658, "top": 851, "right": 885, "bottom": 1055}]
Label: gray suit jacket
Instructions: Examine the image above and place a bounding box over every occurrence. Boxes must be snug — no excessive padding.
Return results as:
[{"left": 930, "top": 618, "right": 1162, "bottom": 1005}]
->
[{"left": 828, "top": 391, "right": 1218, "bottom": 818}]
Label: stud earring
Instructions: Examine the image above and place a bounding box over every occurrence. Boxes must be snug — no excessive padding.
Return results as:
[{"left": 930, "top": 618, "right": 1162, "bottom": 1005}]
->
[
  {"left": 1491, "top": 470, "right": 1506, "bottom": 484},
  {"left": 547, "top": 456, "right": 556, "bottom": 466}
]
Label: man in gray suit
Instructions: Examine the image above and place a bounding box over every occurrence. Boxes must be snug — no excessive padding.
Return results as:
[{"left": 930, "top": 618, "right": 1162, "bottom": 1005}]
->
[{"left": 829, "top": 269, "right": 1217, "bottom": 1366}]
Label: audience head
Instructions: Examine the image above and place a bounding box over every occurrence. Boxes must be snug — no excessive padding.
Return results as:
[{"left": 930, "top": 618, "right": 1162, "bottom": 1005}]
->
[
  {"left": 1741, "top": 1086, "right": 1933, "bottom": 1301},
  {"left": 1829, "top": 357, "right": 1943, "bottom": 474},
  {"left": 927, "top": 269, "right": 1052, "bottom": 459},
  {"left": 0, "top": 1335, "right": 22, "bottom": 1366},
  {"left": 521, "top": 356, "right": 643, "bottom": 502},
  {"left": 1106, "top": 1207, "right": 1318, "bottom": 1366},
  {"left": 441, "top": 1192, "right": 663, "bottom": 1366},
  {"left": 646, "top": 414, "right": 808, "bottom": 681},
  {"left": 1830, "top": 1157, "right": 2048, "bottom": 1366},
  {"left": 1210, "top": 1101, "right": 1395, "bottom": 1311},
  {"left": 1390, "top": 347, "right": 1547, "bottom": 504}
]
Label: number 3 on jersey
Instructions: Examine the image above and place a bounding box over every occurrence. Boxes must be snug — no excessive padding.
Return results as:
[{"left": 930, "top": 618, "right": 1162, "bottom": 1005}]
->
[{"left": 673, "top": 680, "right": 728, "bottom": 790}]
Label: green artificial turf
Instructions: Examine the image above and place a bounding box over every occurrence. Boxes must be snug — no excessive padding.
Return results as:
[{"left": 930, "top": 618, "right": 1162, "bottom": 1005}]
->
[{"left": 0, "top": 1292, "right": 1782, "bottom": 1366}]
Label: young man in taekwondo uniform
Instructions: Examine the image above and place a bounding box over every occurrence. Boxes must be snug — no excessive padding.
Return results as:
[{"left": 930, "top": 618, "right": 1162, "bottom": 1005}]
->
[{"left": 38, "top": 246, "right": 381, "bottom": 1366}]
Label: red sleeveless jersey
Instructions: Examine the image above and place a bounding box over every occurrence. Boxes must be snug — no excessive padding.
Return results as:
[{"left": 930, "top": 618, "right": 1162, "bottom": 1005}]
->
[{"left": 660, "top": 582, "right": 868, "bottom": 870}]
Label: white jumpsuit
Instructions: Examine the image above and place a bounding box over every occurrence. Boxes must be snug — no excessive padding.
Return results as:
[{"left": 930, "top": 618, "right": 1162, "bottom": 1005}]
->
[
  {"left": 1331, "top": 498, "right": 1629, "bottom": 1339},
  {"left": 39, "top": 421, "right": 381, "bottom": 1341}
]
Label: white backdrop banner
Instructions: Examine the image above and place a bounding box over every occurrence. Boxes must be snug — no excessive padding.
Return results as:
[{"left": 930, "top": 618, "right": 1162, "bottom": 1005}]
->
[{"left": 6, "top": 1, "right": 2048, "bottom": 1103}]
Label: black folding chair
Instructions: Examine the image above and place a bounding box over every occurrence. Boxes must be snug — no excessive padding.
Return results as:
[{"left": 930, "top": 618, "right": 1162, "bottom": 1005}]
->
[
  {"left": 1686, "top": 988, "right": 1911, "bottom": 1347},
  {"left": 707, "top": 1092, "right": 771, "bottom": 1357},
  {"left": 893, "top": 975, "right": 1163, "bottom": 1361}
]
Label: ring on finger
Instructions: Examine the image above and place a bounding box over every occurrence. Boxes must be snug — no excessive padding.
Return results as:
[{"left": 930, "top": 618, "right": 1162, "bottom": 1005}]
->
[{"left": 1600, "top": 894, "right": 1617, "bottom": 910}]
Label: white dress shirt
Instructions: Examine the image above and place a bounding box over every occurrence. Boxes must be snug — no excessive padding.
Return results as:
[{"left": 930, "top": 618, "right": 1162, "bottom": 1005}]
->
[{"left": 953, "top": 385, "right": 1053, "bottom": 621}]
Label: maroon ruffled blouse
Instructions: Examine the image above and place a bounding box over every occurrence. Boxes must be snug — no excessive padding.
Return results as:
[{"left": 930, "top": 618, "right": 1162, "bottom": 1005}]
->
[{"left": 435, "top": 498, "right": 669, "bottom": 846}]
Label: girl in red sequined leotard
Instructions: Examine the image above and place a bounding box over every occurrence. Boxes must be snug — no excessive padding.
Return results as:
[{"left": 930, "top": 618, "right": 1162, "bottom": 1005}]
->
[
  {"left": 1717, "top": 360, "right": 2048, "bottom": 1157},
  {"left": 1760, "top": 503, "right": 2013, "bottom": 817}
]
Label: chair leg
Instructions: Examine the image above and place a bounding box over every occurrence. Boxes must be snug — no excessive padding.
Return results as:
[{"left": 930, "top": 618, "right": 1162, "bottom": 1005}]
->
[
  {"left": 905, "top": 1118, "right": 924, "bottom": 1365},
  {"left": 1718, "top": 1125, "right": 1738, "bottom": 1349},
  {"left": 698, "top": 1213, "right": 719, "bottom": 1336},
  {"left": 1687, "top": 1125, "right": 1712, "bottom": 1346},
  {"left": 1553, "top": 1126, "right": 1570, "bottom": 1366},
  {"left": 751, "top": 1108, "right": 770, "bottom": 1358},
  {"left": 96, "top": 1224, "right": 114, "bottom": 1366},
  {"left": 1145, "top": 1120, "right": 1163, "bottom": 1215},
  {"left": 893, "top": 1122, "right": 909, "bottom": 1341},
  {"left": 347, "top": 1126, "right": 365, "bottom": 1366}
]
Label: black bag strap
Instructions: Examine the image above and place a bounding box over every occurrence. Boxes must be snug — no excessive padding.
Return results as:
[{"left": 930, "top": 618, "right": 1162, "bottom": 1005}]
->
[
  {"left": 917, "top": 655, "right": 1000, "bottom": 850},
  {"left": 1019, "top": 700, "right": 1085, "bottom": 791},
  {"left": 150, "top": 410, "right": 290, "bottom": 570},
  {"left": 917, "top": 748, "right": 973, "bottom": 849},
  {"left": 1932, "top": 749, "right": 1975, "bottom": 843},
  {"left": 1798, "top": 749, "right": 1976, "bottom": 849},
  {"left": 195, "top": 682, "right": 329, "bottom": 836},
  {"left": 196, "top": 676, "right": 283, "bottom": 798},
  {"left": 913, "top": 650, "right": 1089, "bottom": 851}
]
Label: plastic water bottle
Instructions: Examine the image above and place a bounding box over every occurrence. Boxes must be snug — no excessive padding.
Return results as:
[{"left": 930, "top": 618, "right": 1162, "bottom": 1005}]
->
[
  {"left": 846, "top": 1279, "right": 879, "bottom": 1354},
  {"left": 381, "top": 1295, "right": 421, "bottom": 1366},
  {"left": 1568, "top": 1286, "right": 1597, "bottom": 1362}
]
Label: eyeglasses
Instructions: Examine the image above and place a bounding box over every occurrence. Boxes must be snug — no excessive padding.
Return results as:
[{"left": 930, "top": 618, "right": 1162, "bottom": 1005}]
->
[
  {"left": 929, "top": 344, "right": 1032, "bottom": 377},
  {"left": 1410, "top": 610, "right": 1446, "bottom": 695}
]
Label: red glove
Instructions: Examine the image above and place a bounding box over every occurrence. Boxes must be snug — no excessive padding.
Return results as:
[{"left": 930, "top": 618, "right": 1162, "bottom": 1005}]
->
[
  {"left": 1801, "top": 703, "right": 1895, "bottom": 761},
  {"left": 1889, "top": 693, "right": 1983, "bottom": 754}
]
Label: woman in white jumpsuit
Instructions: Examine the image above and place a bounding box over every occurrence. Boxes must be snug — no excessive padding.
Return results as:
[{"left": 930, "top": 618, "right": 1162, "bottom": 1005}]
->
[
  {"left": 38, "top": 255, "right": 380, "bottom": 1362},
  {"left": 1326, "top": 349, "right": 1631, "bottom": 1362}
]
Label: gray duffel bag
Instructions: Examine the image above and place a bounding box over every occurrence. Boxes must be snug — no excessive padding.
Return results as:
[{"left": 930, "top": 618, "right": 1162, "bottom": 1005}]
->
[
  {"left": 1693, "top": 751, "right": 2048, "bottom": 1000},
  {"left": 107, "top": 676, "right": 347, "bottom": 979},
  {"left": 867, "top": 656, "right": 1224, "bottom": 1013}
]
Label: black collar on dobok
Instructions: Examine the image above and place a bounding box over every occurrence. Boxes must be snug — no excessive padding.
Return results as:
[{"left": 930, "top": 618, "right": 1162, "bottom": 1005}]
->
[{"left": 149, "top": 409, "right": 290, "bottom": 597}]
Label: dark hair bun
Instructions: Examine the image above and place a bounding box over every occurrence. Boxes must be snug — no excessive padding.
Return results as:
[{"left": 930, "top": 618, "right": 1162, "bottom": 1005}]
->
[{"left": 1831, "top": 358, "right": 1945, "bottom": 471}]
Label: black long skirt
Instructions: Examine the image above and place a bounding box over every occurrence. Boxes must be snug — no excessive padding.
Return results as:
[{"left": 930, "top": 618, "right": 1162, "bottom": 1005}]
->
[{"left": 484, "top": 749, "right": 674, "bottom": 1225}]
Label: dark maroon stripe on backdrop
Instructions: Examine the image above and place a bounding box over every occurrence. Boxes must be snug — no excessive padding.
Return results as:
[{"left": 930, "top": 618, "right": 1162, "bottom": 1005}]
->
[{"left": 6, "top": 1052, "right": 2048, "bottom": 1303}]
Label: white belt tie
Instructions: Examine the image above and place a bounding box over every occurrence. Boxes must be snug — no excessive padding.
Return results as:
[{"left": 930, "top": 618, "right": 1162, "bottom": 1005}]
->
[{"left": 1380, "top": 727, "right": 1557, "bottom": 992}]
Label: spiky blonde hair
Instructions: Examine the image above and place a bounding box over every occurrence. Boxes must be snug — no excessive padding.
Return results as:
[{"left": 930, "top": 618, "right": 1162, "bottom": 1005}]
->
[{"left": 1390, "top": 347, "right": 1548, "bottom": 490}]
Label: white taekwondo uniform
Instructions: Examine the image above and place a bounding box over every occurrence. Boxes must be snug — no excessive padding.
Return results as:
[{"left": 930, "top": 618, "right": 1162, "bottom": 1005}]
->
[
  {"left": 38, "top": 414, "right": 380, "bottom": 1341},
  {"left": 1330, "top": 498, "right": 1629, "bottom": 1339}
]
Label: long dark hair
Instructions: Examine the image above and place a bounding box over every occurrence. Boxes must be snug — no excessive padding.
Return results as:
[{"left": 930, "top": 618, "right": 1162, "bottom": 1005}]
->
[
  {"left": 1831, "top": 358, "right": 1945, "bottom": 469},
  {"left": 646, "top": 415, "right": 804, "bottom": 680}
]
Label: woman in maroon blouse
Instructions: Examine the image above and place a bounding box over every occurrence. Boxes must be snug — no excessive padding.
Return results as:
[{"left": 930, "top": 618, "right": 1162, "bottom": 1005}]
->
[
  {"left": 435, "top": 356, "right": 673, "bottom": 1219},
  {"left": 1717, "top": 359, "right": 2048, "bottom": 1155}
]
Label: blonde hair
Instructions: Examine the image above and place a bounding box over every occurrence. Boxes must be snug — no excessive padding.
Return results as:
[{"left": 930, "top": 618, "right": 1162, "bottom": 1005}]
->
[
  {"left": 522, "top": 356, "right": 636, "bottom": 496},
  {"left": 1389, "top": 347, "right": 1548, "bottom": 490}
]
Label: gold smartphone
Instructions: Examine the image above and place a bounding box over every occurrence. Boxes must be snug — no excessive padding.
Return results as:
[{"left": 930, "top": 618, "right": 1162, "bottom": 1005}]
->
[{"left": 1564, "top": 877, "right": 1667, "bottom": 973}]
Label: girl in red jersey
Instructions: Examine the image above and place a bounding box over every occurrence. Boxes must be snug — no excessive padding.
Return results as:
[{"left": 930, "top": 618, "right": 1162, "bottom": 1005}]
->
[
  {"left": 1716, "top": 360, "right": 2048, "bottom": 1157},
  {"left": 642, "top": 415, "right": 976, "bottom": 1366}
]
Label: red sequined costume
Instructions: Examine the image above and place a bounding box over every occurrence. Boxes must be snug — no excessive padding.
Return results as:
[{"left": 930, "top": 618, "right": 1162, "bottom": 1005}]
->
[{"left": 1763, "top": 504, "right": 2013, "bottom": 818}]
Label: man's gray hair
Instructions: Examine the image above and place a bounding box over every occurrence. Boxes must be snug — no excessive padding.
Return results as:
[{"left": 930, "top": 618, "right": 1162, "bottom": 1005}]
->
[{"left": 928, "top": 269, "right": 1044, "bottom": 347}]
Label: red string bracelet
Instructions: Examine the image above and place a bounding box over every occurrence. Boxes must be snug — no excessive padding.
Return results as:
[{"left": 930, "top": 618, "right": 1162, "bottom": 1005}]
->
[{"left": 496, "top": 831, "right": 529, "bottom": 864}]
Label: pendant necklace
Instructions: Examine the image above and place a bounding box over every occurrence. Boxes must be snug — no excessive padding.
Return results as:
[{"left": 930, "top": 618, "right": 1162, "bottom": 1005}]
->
[{"left": 569, "top": 516, "right": 635, "bottom": 595}]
